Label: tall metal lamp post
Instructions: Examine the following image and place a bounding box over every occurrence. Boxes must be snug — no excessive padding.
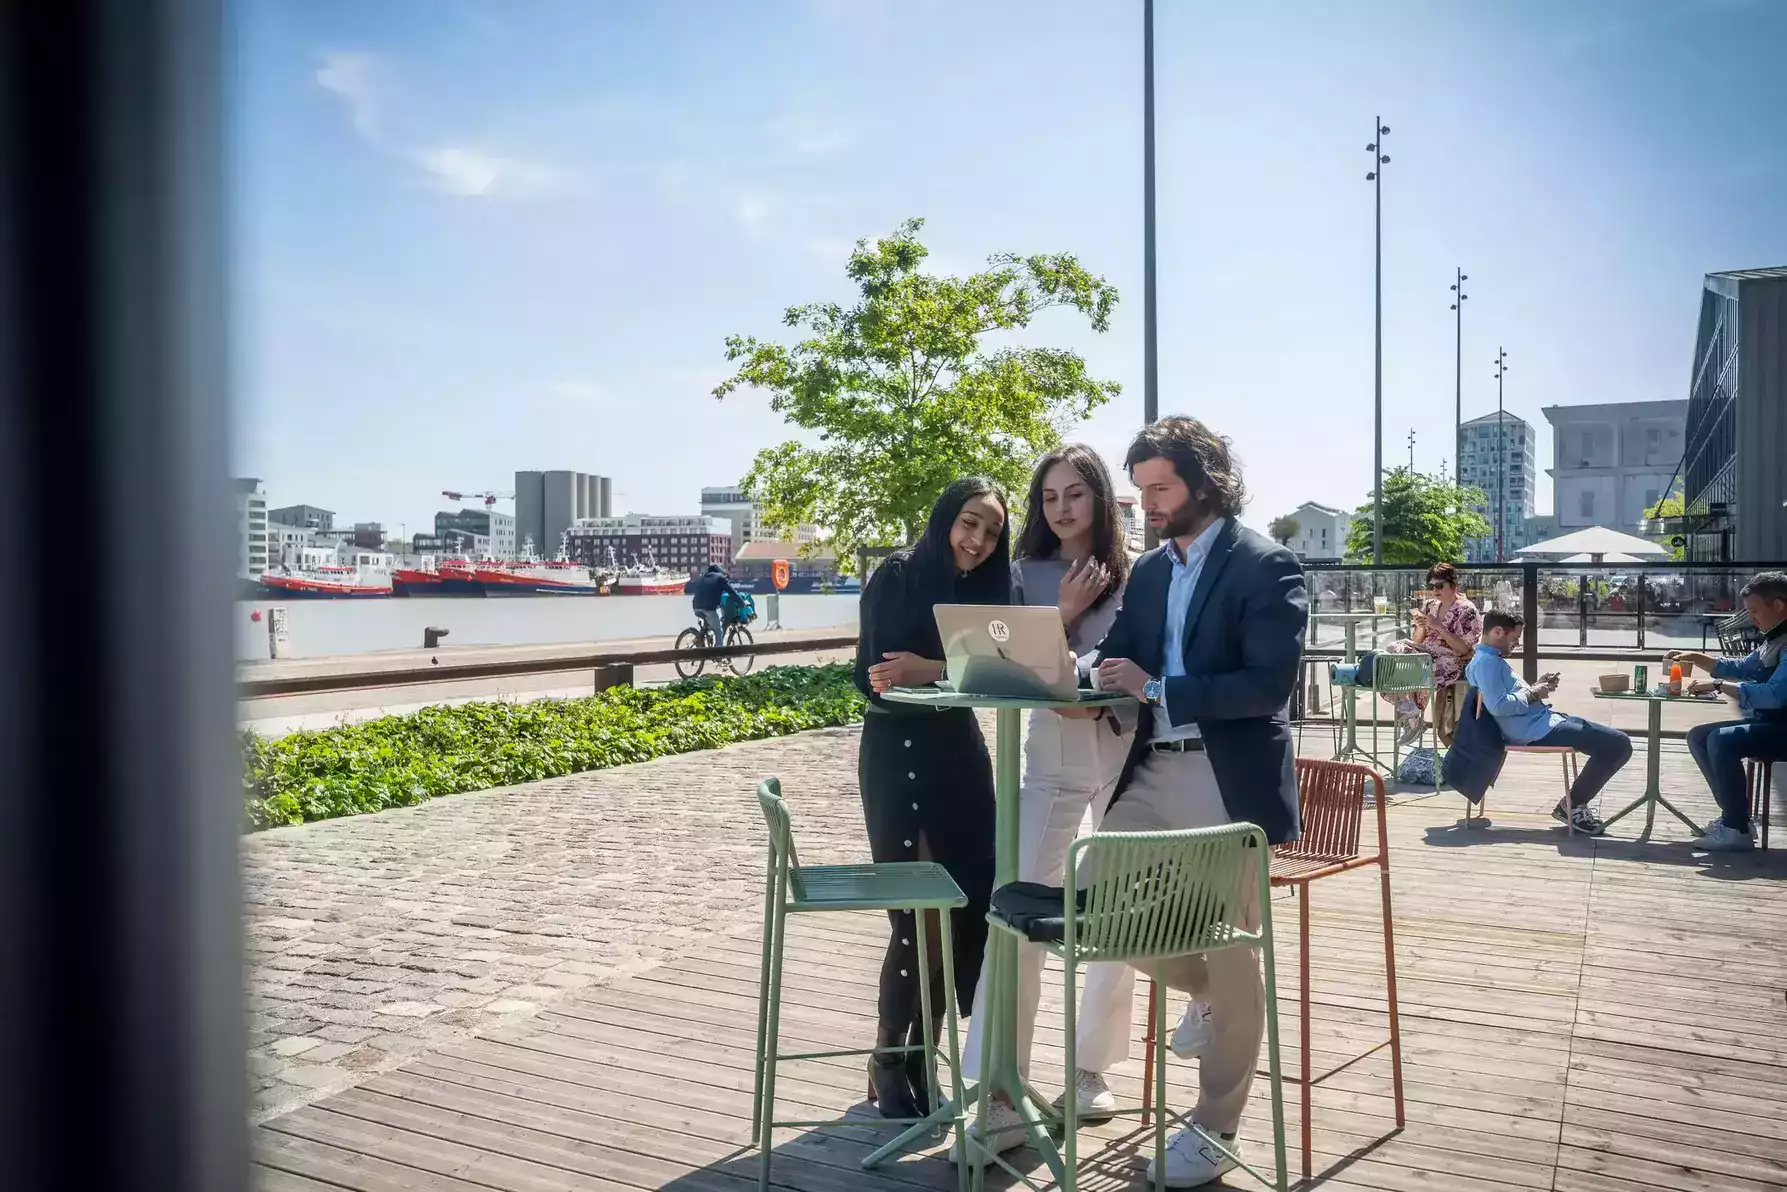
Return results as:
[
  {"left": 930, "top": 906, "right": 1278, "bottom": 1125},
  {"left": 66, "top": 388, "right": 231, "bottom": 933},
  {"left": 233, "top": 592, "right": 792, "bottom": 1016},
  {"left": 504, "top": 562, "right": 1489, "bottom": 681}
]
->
[
  {"left": 1493, "top": 347, "right": 1509, "bottom": 560},
  {"left": 1450, "top": 268, "right": 1468, "bottom": 476},
  {"left": 1142, "top": 0, "right": 1159, "bottom": 547},
  {"left": 1366, "top": 120, "right": 1390, "bottom": 564}
]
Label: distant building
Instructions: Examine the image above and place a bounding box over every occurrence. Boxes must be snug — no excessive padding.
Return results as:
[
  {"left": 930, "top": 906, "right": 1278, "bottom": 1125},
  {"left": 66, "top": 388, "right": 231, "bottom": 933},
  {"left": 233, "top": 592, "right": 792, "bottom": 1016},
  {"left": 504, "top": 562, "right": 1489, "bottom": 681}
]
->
[
  {"left": 731, "top": 540, "right": 842, "bottom": 591},
  {"left": 1114, "top": 495, "right": 1143, "bottom": 552},
  {"left": 515, "top": 469, "right": 612, "bottom": 560},
  {"left": 700, "top": 483, "right": 817, "bottom": 554},
  {"left": 1522, "top": 514, "right": 1557, "bottom": 545},
  {"left": 1681, "top": 266, "right": 1787, "bottom": 560},
  {"left": 1541, "top": 400, "right": 1687, "bottom": 535},
  {"left": 269, "top": 523, "right": 315, "bottom": 570},
  {"left": 1459, "top": 411, "right": 1537, "bottom": 562},
  {"left": 565, "top": 513, "right": 732, "bottom": 575},
  {"left": 1284, "top": 501, "right": 1350, "bottom": 561},
  {"left": 434, "top": 508, "right": 516, "bottom": 559},
  {"left": 350, "top": 522, "right": 387, "bottom": 550},
  {"left": 233, "top": 477, "right": 269, "bottom": 578},
  {"left": 268, "top": 504, "right": 334, "bottom": 532}
]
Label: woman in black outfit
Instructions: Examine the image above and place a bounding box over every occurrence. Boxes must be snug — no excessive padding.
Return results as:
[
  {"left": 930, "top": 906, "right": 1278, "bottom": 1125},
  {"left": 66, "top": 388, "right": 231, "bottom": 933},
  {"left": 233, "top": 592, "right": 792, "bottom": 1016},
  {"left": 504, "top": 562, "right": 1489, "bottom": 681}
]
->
[{"left": 856, "top": 477, "right": 1010, "bottom": 1118}]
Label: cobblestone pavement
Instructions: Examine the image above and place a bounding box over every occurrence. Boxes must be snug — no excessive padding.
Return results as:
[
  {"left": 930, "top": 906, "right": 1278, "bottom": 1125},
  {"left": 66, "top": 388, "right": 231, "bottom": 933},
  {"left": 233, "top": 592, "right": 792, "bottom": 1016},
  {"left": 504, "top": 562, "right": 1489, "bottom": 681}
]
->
[{"left": 243, "top": 724, "right": 873, "bottom": 1121}]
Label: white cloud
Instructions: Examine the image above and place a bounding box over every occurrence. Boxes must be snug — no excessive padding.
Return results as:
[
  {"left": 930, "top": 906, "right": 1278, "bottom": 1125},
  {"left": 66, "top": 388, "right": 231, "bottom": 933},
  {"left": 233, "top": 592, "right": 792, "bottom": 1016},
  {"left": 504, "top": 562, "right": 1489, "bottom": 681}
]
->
[
  {"left": 315, "top": 52, "right": 384, "bottom": 145},
  {"left": 802, "top": 236, "right": 855, "bottom": 269},
  {"left": 412, "top": 146, "right": 586, "bottom": 200},
  {"left": 735, "top": 192, "right": 777, "bottom": 237},
  {"left": 767, "top": 113, "right": 854, "bottom": 158},
  {"left": 314, "top": 51, "right": 583, "bottom": 203},
  {"left": 533, "top": 379, "right": 605, "bottom": 407}
]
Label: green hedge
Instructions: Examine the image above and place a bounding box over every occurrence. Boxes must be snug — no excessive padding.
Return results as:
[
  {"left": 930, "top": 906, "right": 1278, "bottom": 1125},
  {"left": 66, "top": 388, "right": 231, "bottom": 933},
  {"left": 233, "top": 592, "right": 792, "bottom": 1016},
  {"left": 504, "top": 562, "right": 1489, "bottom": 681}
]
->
[{"left": 242, "top": 664, "right": 866, "bottom": 831}]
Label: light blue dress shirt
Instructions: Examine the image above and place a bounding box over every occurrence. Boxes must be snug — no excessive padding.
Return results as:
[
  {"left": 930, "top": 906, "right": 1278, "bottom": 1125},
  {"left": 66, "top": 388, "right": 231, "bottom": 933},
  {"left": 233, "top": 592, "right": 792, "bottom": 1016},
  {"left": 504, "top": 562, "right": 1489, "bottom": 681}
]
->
[
  {"left": 1153, "top": 519, "right": 1225, "bottom": 741},
  {"left": 1464, "top": 642, "right": 1562, "bottom": 745}
]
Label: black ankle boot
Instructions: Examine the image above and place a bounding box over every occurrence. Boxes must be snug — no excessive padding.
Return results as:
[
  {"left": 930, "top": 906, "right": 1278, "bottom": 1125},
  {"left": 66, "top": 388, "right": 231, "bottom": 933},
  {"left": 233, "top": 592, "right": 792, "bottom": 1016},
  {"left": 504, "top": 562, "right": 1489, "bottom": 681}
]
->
[
  {"left": 904, "top": 1016, "right": 942, "bottom": 1115},
  {"left": 867, "top": 1023, "right": 921, "bottom": 1119}
]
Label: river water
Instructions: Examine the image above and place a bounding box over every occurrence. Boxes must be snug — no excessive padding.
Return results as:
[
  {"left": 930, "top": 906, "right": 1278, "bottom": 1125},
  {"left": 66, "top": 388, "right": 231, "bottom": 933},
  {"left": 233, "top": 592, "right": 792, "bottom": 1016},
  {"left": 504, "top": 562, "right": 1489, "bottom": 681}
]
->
[{"left": 234, "top": 594, "right": 861, "bottom": 661}]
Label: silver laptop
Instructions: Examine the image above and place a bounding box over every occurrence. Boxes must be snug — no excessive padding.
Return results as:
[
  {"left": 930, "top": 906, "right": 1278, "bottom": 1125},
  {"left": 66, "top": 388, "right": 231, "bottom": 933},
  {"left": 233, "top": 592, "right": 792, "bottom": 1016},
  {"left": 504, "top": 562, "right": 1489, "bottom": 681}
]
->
[{"left": 933, "top": 604, "right": 1081, "bottom": 700}]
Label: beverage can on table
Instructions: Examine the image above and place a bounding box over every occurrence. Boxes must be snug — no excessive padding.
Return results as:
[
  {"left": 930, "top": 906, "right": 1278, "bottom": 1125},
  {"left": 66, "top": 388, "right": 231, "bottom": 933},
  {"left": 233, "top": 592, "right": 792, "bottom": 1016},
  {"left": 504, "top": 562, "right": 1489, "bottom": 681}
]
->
[{"left": 1634, "top": 664, "right": 1648, "bottom": 691}]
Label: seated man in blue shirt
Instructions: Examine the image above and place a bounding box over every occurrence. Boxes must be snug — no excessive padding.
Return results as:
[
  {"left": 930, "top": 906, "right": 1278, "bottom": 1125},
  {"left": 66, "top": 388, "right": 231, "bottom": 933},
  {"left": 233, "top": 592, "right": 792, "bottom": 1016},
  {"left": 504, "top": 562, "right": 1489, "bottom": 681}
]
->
[
  {"left": 1466, "top": 609, "right": 1632, "bottom": 834},
  {"left": 1667, "top": 570, "right": 1787, "bottom": 852}
]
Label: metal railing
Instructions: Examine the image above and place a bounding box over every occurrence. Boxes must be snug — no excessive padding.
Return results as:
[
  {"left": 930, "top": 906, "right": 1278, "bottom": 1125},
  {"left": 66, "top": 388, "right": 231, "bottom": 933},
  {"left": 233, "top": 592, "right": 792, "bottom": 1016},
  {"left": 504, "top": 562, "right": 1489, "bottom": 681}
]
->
[
  {"left": 1303, "top": 560, "right": 1781, "bottom": 679},
  {"left": 236, "top": 632, "right": 860, "bottom": 698}
]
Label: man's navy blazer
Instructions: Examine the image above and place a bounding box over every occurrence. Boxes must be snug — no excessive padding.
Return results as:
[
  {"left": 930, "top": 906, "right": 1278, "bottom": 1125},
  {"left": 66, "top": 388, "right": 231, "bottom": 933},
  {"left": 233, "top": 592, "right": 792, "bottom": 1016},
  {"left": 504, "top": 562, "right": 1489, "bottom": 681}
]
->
[{"left": 1093, "top": 517, "right": 1308, "bottom": 845}]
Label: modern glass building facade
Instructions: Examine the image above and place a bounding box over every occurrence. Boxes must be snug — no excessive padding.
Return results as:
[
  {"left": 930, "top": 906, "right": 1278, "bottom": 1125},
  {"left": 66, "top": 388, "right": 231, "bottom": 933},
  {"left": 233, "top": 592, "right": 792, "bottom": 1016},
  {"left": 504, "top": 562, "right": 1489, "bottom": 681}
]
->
[
  {"left": 1459, "top": 411, "right": 1536, "bottom": 562},
  {"left": 1682, "top": 267, "right": 1787, "bottom": 560}
]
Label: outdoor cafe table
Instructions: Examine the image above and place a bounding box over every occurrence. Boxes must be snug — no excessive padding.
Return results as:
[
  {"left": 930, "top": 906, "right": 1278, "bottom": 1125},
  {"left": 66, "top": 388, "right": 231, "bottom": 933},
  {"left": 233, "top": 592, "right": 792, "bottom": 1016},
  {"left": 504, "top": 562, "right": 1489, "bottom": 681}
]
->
[
  {"left": 872, "top": 685, "right": 1134, "bottom": 1180},
  {"left": 1311, "top": 609, "right": 1411, "bottom": 771},
  {"left": 1590, "top": 687, "right": 1724, "bottom": 841}
]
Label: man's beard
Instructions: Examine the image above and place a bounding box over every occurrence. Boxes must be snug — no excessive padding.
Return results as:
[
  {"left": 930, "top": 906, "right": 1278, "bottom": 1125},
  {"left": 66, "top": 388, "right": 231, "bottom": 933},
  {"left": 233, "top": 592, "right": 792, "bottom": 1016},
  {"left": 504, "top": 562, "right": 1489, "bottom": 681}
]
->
[{"left": 1156, "top": 496, "right": 1203, "bottom": 539}]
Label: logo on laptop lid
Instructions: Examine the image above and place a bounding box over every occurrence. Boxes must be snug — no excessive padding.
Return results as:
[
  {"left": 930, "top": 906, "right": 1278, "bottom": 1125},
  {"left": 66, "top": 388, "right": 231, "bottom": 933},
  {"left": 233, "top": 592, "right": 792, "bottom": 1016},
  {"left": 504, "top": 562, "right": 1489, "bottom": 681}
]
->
[{"left": 987, "top": 619, "right": 1011, "bottom": 643}]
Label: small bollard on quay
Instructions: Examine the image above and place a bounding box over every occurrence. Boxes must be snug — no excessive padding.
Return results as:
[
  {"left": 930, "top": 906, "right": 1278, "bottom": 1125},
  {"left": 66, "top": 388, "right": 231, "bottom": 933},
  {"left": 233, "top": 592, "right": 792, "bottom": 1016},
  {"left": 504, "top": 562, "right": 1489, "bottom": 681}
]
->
[
  {"left": 422, "top": 626, "right": 449, "bottom": 649},
  {"left": 593, "top": 663, "right": 634, "bottom": 692},
  {"left": 266, "top": 606, "right": 289, "bottom": 659}
]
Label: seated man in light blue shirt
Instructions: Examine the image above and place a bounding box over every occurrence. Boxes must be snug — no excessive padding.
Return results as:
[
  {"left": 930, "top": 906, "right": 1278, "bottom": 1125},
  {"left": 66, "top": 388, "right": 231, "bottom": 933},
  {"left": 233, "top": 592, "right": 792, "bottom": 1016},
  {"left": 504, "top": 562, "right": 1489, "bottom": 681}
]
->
[
  {"left": 1667, "top": 570, "right": 1787, "bottom": 852},
  {"left": 1466, "top": 609, "right": 1632, "bottom": 834}
]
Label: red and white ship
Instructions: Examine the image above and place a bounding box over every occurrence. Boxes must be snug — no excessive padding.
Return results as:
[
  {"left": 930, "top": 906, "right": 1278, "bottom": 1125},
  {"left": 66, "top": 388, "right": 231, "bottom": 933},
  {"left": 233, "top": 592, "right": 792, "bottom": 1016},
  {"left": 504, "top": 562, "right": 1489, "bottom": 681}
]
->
[
  {"left": 259, "top": 561, "right": 392, "bottom": 598},
  {"left": 392, "top": 555, "right": 483, "bottom": 596},
  {"left": 613, "top": 544, "right": 688, "bottom": 596},
  {"left": 474, "top": 536, "right": 607, "bottom": 596}
]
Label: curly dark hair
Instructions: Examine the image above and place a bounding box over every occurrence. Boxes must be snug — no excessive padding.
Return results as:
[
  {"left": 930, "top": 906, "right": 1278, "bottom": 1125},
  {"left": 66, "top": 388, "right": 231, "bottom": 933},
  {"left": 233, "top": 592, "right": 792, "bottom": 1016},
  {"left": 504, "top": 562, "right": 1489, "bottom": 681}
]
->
[
  {"left": 1015, "top": 444, "right": 1132, "bottom": 598},
  {"left": 1123, "top": 416, "right": 1247, "bottom": 517},
  {"left": 1427, "top": 562, "right": 1461, "bottom": 590}
]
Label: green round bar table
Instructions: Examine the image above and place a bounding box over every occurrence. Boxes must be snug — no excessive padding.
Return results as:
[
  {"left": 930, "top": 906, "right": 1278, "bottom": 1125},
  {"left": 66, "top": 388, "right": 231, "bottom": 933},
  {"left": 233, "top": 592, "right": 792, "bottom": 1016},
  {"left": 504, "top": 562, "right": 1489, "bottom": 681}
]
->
[
  {"left": 866, "top": 685, "right": 1134, "bottom": 1181},
  {"left": 1589, "top": 688, "right": 1723, "bottom": 841}
]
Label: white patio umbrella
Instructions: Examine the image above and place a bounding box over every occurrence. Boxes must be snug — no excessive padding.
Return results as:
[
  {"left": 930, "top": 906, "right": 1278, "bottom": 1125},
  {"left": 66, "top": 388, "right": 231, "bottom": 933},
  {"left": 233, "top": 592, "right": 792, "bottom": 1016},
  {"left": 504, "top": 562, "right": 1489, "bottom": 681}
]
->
[
  {"left": 1513, "top": 525, "right": 1669, "bottom": 560},
  {"left": 1559, "top": 551, "right": 1645, "bottom": 565}
]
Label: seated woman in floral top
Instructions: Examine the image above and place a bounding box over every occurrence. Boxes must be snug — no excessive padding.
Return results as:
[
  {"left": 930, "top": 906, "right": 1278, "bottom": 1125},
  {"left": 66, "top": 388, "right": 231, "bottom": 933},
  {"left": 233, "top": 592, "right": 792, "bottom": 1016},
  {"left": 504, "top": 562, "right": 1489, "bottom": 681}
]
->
[{"left": 1381, "top": 561, "right": 1483, "bottom": 744}]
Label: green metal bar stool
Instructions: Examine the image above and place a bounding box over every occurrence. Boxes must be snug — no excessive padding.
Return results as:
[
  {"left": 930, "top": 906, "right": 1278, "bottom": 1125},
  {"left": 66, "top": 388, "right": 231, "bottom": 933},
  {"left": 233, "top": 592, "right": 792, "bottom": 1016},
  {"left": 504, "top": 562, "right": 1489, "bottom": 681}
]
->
[
  {"left": 975, "top": 823, "right": 1289, "bottom": 1192},
  {"left": 750, "top": 777, "right": 969, "bottom": 1192},
  {"left": 1370, "top": 652, "right": 1440, "bottom": 795}
]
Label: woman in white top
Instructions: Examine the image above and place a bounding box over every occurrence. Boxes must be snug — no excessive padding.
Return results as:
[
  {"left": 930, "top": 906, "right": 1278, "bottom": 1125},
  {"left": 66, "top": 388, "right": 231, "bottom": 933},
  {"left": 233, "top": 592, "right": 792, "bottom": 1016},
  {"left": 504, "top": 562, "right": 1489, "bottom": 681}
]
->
[{"left": 957, "top": 444, "right": 1139, "bottom": 1159}]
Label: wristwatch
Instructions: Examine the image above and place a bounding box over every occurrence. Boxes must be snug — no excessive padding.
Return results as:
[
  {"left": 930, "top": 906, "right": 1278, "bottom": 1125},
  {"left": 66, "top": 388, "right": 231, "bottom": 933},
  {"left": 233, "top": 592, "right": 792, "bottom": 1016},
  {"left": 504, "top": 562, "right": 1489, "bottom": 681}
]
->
[{"left": 1141, "top": 677, "right": 1165, "bottom": 706}]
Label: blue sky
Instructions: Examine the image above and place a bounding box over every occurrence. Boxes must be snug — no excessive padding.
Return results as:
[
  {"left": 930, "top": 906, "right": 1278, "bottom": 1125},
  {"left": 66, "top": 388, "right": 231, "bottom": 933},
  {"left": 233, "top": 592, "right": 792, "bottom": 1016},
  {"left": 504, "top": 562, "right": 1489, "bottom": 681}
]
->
[{"left": 234, "top": 0, "right": 1787, "bottom": 540}]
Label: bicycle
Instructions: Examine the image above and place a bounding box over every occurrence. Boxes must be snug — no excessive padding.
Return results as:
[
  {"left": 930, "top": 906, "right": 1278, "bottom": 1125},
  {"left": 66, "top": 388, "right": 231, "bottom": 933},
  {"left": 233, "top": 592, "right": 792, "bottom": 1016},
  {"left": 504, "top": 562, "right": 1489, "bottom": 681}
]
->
[{"left": 674, "top": 596, "right": 757, "bottom": 679}]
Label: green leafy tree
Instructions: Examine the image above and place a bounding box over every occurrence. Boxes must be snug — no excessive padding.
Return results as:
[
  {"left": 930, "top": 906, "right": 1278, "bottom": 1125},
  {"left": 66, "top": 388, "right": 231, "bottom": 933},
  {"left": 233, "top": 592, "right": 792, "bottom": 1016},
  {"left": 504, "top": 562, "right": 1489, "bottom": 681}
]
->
[
  {"left": 1267, "top": 515, "right": 1300, "bottom": 546},
  {"left": 1643, "top": 489, "right": 1686, "bottom": 560},
  {"left": 1345, "top": 467, "right": 1492, "bottom": 564},
  {"left": 714, "top": 218, "right": 1120, "bottom": 569}
]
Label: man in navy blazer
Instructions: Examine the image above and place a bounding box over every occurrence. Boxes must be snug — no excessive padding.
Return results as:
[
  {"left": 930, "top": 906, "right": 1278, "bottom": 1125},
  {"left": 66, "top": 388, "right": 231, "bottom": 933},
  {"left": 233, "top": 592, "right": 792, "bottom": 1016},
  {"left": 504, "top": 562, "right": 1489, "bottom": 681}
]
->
[{"left": 1088, "top": 416, "right": 1307, "bottom": 1187}]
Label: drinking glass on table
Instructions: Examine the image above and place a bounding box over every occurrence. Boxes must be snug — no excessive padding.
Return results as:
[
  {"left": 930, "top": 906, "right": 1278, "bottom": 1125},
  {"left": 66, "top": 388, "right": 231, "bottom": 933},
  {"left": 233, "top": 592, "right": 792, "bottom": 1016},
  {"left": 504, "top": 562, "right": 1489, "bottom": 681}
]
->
[{"left": 1373, "top": 595, "right": 1389, "bottom": 615}]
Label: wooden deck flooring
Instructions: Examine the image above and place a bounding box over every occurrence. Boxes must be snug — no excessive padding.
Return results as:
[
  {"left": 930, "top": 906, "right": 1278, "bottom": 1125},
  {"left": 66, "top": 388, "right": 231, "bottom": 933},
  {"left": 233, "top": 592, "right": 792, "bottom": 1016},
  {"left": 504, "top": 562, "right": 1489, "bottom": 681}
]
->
[{"left": 252, "top": 745, "right": 1787, "bottom": 1192}]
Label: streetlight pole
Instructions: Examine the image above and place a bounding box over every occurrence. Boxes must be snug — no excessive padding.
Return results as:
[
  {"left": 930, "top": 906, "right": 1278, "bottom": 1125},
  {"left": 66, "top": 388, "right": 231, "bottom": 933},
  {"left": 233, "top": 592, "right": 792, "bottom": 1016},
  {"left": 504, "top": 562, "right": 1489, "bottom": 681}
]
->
[
  {"left": 1493, "top": 347, "right": 1509, "bottom": 561},
  {"left": 1142, "top": 0, "right": 1159, "bottom": 549},
  {"left": 1366, "top": 119, "right": 1390, "bottom": 564},
  {"left": 1142, "top": 0, "right": 1157, "bottom": 431},
  {"left": 1450, "top": 267, "right": 1468, "bottom": 477}
]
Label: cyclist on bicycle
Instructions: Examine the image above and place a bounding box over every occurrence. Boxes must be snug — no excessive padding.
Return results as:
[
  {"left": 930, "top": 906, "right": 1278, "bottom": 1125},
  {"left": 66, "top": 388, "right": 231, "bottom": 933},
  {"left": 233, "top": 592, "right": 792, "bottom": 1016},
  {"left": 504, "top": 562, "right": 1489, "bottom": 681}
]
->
[{"left": 687, "top": 564, "right": 744, "bottom": 648}]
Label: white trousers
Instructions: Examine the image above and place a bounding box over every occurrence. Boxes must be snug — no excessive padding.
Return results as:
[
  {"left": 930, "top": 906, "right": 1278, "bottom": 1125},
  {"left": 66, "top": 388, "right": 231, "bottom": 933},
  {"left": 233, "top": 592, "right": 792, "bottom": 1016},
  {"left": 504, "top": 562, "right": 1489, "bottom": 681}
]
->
[
  {"left": 1095, "top": 748, "right": 1265, "bottom": 1137},
  {"left": 963, "top": 708, "right": 1136, "bottom": 1081}
]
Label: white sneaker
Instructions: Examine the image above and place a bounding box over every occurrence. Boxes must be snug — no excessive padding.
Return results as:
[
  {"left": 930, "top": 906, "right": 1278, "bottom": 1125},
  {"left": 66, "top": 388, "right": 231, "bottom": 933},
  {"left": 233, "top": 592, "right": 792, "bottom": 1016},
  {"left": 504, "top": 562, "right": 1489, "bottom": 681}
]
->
[
  {"left": 948, "top": 1098, "right": 1026, "bottom": 1164},
  {"left": 1147, "top": 1126, "right": 1241, "bottom": 1188},
  {"left": 1169, "top": 1000, "right": 1213, "bottom": 1059},
  {"left": 1694, "top": 822, "right": 1756, "bottom": 852},
  {"left": 1051, "top": 1069, "right": 1116, "bottom": 1123}
]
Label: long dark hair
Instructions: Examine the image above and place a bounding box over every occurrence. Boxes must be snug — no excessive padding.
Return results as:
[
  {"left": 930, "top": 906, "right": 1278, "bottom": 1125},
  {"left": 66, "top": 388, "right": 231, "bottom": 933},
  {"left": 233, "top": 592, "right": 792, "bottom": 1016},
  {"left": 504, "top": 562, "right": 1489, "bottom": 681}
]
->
[
  {"left": 903, "top": 476, "right": 1012, "bottom": 606},
  {"left": 1015, "top": 444, "right": 1131, "bottom": 598}
]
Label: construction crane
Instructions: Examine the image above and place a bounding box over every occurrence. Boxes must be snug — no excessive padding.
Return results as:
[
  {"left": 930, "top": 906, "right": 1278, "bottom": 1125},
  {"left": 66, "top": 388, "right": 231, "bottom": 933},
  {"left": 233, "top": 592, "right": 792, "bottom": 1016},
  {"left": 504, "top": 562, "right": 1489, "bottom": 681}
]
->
[{"left": 441, "top": 488, "right": 514, "bottom": 509}]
